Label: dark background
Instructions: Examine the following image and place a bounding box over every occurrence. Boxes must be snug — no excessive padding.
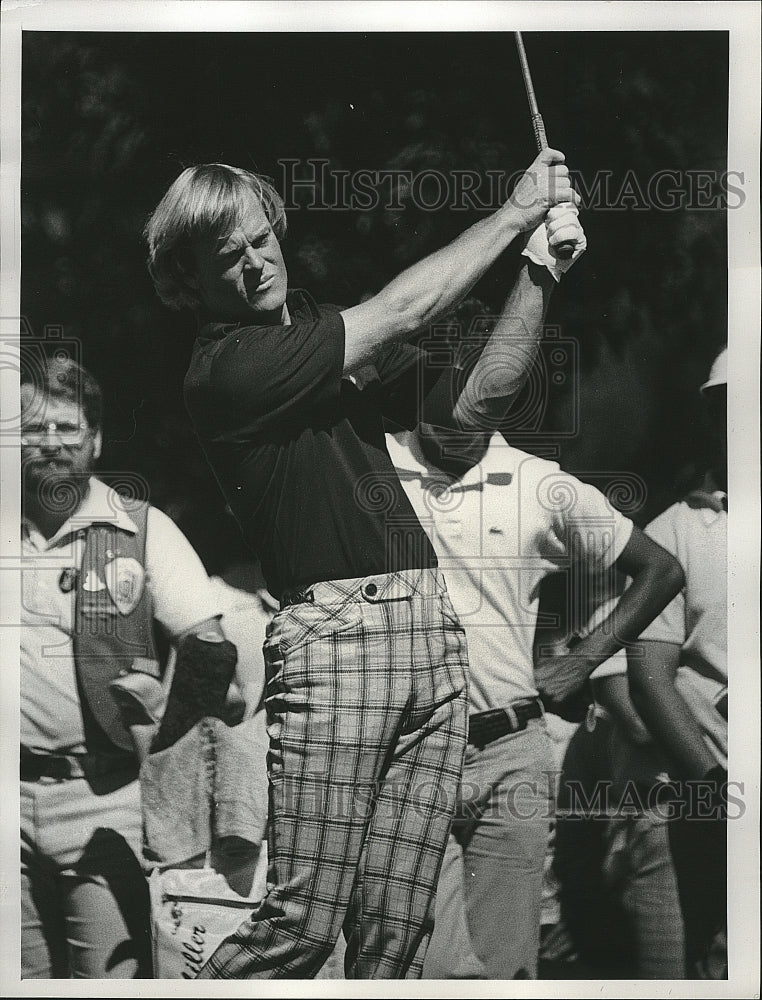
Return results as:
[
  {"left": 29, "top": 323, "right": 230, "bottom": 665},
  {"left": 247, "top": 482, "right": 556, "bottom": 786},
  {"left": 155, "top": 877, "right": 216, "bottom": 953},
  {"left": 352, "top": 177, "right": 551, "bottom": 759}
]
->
[{"left": 21, "top": 30, "right": 729, "bottom": 575}]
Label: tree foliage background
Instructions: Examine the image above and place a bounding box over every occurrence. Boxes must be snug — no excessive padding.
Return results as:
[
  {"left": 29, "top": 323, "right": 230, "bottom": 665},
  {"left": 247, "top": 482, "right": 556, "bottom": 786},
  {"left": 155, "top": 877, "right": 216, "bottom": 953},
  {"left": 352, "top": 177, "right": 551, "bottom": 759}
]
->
[{"left": 21, "top": 30, "right": 729, "bottom": 574}]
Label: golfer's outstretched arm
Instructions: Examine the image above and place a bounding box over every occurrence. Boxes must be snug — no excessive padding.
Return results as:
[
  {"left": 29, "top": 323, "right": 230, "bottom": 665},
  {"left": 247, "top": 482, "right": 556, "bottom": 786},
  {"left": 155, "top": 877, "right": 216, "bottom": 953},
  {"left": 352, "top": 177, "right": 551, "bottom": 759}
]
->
[
  {"left": 448, "top": 198, "right": 586, "bottom": 428},
  {"left": 341, "top": 148, "right": 576, "bottom": 374},
  {"left": 450, "top": 258, "right": 554, "bottom": 430}
]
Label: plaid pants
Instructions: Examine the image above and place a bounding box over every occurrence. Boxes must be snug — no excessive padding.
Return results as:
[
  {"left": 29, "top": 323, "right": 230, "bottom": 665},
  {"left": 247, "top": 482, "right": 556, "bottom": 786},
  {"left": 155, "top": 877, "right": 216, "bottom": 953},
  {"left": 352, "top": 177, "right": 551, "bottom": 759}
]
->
[{"left": 197, "top": 567, "right": 468, "bottom": 979}]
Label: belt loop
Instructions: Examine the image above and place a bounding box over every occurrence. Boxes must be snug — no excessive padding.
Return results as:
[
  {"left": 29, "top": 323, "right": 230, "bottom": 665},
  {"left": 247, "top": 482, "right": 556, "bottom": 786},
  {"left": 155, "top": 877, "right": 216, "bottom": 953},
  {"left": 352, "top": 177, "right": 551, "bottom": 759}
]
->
[{"left": 505, "top": 704, "right": 519, "bottom": 732}]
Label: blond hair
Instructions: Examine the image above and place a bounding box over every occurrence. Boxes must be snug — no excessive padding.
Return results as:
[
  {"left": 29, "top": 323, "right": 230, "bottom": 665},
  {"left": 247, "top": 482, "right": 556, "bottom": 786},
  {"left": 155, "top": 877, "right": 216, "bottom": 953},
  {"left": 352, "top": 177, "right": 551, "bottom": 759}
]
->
[{"left": 144, "top": 164, "right": 287, "bottom": 311}]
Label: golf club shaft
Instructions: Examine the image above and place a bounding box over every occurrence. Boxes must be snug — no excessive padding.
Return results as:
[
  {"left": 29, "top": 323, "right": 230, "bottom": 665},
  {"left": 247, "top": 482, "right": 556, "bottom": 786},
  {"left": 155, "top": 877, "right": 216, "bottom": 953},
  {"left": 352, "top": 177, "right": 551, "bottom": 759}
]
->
[
  {"left": 515, "top": 31, "right": 549, "bottom": 151},
  {"left": 515, "top": 32, "right": 575, "bottom": 259}
]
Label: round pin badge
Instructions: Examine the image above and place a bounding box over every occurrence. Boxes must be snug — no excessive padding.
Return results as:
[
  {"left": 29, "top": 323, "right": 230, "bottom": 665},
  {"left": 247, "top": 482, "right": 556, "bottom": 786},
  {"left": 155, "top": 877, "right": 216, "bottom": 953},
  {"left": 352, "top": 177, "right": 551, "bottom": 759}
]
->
[{"left": 58, "top": 567, "right": 78, "bottom": 593}]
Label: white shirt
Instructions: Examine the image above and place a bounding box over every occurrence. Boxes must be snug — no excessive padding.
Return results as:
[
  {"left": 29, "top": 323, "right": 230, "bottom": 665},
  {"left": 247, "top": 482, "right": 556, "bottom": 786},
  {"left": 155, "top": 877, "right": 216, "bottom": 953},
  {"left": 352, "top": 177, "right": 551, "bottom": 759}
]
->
[
  {"left": 640, "top": 495, "right": 727, "bottom": 765},
  {"left": 387, "top": 431, "right": 634, "bottom": 714},
  {"left": 21, "top": 478, "right": 221, "bottom": 752}
]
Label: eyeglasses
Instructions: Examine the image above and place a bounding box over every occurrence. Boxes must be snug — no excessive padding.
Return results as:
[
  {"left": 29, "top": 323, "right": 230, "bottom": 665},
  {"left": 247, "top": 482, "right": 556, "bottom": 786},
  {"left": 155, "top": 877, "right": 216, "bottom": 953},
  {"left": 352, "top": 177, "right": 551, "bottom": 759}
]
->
[{"left": 20, "top": 420, "right": 91, "bottom": 447}]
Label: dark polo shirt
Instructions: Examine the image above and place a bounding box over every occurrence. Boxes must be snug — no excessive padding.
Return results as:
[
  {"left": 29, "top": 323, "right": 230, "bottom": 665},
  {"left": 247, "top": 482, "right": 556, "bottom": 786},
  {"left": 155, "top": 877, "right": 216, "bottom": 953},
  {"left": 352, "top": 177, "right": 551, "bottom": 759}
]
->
[{"left": 184, "top": 290, "right": 443, "bottom": 599}]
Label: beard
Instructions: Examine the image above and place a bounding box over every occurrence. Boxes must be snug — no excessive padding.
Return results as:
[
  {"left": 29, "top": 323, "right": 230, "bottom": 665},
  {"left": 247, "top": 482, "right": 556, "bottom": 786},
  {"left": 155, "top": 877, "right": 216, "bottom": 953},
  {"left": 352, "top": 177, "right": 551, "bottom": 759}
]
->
[{"left": 22, "top": 463, "right": 92, "bottom": 521}]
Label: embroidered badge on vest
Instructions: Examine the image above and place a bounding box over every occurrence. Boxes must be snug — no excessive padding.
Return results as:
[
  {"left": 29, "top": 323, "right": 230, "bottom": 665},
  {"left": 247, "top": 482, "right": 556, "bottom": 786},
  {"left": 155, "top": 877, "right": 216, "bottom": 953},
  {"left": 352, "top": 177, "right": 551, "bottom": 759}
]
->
[{"left": 105, "top": 556, "right": 145, "bottom": 616}]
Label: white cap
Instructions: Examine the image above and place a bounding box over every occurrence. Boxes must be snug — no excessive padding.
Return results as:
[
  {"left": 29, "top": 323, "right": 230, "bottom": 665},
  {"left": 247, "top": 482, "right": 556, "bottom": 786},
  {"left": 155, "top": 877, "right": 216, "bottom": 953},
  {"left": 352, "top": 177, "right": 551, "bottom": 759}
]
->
[{"left": 700, "top": 346, "right": 727, "bottom": 394}]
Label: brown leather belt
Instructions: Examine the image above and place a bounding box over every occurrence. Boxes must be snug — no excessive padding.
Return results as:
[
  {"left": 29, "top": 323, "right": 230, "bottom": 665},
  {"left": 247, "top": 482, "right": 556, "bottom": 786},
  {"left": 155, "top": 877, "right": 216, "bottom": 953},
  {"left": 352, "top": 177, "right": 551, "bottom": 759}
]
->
[
  {"left": 467, "top": 698, "right": 544, "bottom": 748},
  {"left": 20, "top": 747, "right": 136, "bottom": 782}
]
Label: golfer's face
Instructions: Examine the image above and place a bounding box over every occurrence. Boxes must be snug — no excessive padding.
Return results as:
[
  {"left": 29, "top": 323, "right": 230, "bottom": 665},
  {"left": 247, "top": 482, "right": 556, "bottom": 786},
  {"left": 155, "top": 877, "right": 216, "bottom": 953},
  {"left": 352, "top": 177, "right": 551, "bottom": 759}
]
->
[{"left": 193, "top": 194, "right": 288, "bottom": 323}]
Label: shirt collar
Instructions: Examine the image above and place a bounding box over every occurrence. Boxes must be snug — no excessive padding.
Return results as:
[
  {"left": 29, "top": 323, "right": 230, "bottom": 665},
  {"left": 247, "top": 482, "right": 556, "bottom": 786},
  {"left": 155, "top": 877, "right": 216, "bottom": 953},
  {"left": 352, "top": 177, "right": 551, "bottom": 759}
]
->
[
  {"left": 22, "top": 477, "right": 139, "bottom": 547},
  {"left": 197, "top": 288, "right": 317, "bottom": 341},
  {"left": 387, "top": 429, "right": 515, "bottom": 491}
]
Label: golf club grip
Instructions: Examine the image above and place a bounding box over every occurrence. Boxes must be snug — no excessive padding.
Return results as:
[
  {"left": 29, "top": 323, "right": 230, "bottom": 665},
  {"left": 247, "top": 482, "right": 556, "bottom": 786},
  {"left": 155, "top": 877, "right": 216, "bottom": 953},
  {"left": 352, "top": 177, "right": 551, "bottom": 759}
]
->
[
  {"left": 533, "top": 117, "right": 576, "bottom": 260},
  {"left": 553, "top": 241, "right": 575, "bottom": 260},
  {"left": 531, "top": 114, "right": 548, "bottom": 151}
]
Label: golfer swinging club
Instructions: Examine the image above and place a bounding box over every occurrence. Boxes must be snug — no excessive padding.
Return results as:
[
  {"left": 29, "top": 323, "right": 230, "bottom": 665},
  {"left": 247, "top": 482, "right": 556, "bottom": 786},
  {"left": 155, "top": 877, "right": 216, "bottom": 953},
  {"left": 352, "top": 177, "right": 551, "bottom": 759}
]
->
[{"left": 144, "top": 147, "right": 584, "bottom": 979}]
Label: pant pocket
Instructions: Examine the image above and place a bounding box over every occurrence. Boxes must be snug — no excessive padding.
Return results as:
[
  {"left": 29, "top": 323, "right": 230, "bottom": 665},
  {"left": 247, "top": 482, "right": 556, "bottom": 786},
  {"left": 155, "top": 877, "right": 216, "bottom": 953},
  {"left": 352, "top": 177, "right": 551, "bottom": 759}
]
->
[{"left": 277, "top": 601, "right": 363, "bottom": 656}]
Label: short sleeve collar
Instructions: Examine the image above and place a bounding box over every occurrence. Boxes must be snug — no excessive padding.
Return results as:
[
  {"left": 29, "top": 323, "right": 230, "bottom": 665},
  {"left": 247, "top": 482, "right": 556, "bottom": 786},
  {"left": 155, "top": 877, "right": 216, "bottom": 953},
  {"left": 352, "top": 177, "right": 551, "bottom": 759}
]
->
[{"left": 198, "top": 289, "right": 320, "bottom": 342}]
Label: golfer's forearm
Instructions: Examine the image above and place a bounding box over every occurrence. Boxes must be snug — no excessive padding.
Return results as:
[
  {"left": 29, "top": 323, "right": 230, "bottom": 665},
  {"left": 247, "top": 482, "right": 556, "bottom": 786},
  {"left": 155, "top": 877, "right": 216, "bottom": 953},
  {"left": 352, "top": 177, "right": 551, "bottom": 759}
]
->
[
  {"left": 341, "top": 208, "right": 522, "bottom": 371},
  {"left": 452, "top": 260, "right": 553, "bottom": 427},
  {"left": 379, "top": 209, "right": 523, "bottom": 327}
]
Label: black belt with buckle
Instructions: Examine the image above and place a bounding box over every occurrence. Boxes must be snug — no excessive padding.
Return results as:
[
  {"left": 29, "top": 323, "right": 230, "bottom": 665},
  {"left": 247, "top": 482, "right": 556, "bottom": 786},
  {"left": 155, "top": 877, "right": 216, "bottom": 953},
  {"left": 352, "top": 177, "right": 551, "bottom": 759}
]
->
[
  {"left": 20, "top": 747, "right": 137, "bottom": 782},
  {"left": 468, "top": 698, "right": 544, "bottom": 748}
]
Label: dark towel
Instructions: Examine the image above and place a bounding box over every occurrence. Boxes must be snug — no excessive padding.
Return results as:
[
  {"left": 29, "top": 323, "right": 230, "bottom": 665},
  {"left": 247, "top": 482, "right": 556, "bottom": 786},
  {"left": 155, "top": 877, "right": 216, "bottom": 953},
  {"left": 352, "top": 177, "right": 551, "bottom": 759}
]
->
[{"left": 151, "top": 634, "right": 237, "bottom": 754}]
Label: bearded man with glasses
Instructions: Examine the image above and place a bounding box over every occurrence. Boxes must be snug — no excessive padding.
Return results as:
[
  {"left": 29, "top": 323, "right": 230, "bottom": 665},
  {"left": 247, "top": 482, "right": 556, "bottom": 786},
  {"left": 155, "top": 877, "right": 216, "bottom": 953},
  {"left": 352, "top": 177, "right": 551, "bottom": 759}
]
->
[{"left": 19, "top": 356, "right": 225, "bottom": 979}]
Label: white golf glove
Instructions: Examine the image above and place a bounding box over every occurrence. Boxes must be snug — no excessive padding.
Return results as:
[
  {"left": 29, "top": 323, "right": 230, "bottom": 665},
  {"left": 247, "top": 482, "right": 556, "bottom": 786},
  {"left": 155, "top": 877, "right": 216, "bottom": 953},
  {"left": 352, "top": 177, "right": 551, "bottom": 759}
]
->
[{"left": 521, "top": 203, "right": 586, "bottom": 282}]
